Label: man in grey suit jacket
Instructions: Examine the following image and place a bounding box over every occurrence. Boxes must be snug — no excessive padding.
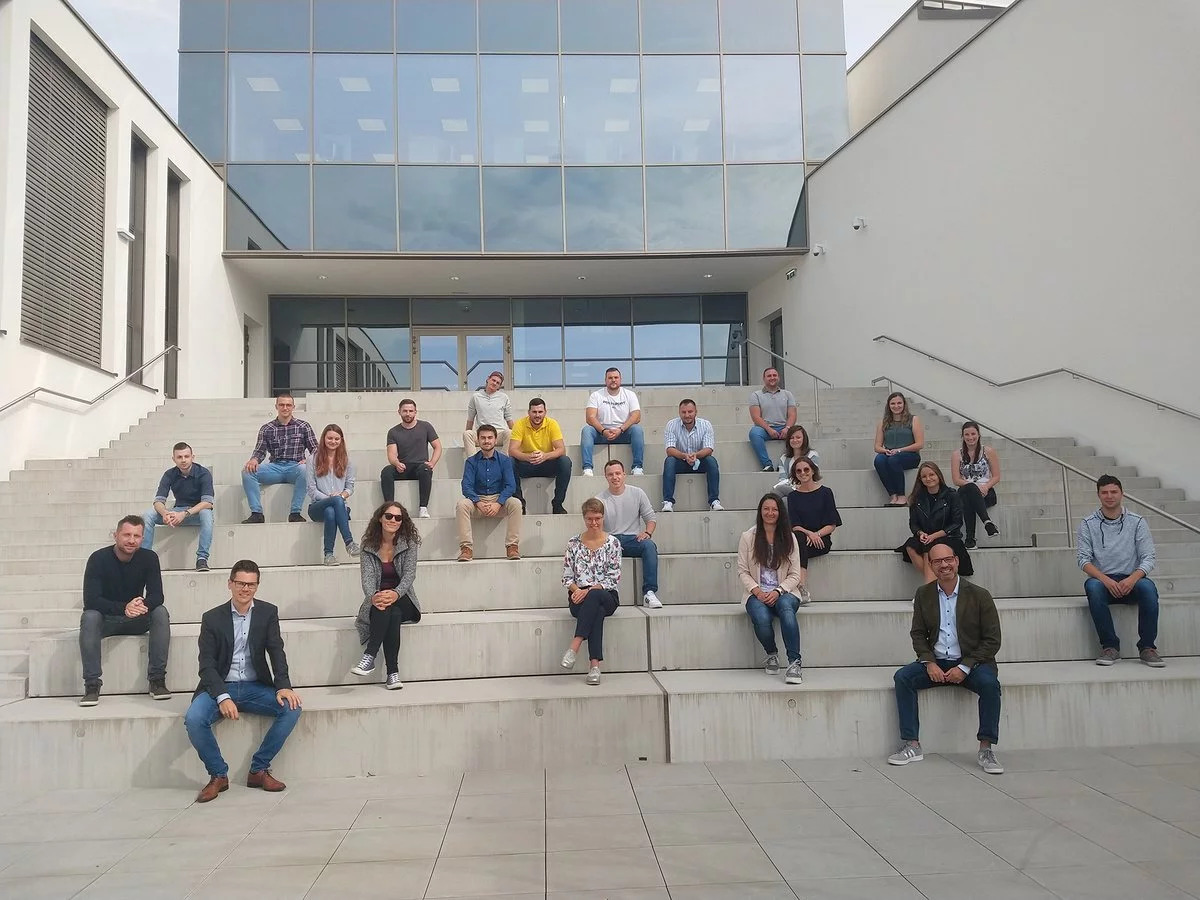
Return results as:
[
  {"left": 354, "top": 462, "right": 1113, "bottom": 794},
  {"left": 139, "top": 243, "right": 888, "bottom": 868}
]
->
[
  {"left": 183, "top": 559, "right": 303, "bottom": 802},
  {"left": 888, "top": 542, "right": 1004, "bottom": 775}
]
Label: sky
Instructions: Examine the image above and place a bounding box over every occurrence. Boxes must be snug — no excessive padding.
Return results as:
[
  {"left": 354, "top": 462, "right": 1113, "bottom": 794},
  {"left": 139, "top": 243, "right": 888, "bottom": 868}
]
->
[{"left": 70, "top": 0, "right": 925, "bottom": 120}]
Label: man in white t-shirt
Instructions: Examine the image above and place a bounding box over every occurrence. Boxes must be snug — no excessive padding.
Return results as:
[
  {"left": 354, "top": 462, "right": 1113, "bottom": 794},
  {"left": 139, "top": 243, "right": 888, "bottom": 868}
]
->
[{"left": 581, "top": 367, "right": 645, "bottom": 477}]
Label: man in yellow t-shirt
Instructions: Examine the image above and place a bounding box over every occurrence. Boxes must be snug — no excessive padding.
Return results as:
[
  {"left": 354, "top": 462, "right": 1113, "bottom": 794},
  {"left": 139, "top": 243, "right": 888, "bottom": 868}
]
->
[{"left": 508, "top": 397, "right": 572, "bottom": 515}]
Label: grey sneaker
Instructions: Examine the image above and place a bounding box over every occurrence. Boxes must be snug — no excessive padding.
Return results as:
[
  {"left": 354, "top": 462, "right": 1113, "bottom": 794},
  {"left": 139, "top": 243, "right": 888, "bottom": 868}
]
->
[
  {"left": 764, "top": 654, "right": 780, "bottom": 675},
  {"left": 346, "top": 541, "right": 361, "bottom": 557},
  {"left": 148, "top": 680, "right": 171, "bottom": 701},
  {"left": 978, "top": 747, "right": 1004, "bottom": 775},
  {"left": 560, "top": 648, "right": 577, "bottom": 670},
  {"left": 79, "top": 684, "right": 100, "bottom": 707},
  {"left": 1096, "top": 647, "right": 1120, "bottom": 666},
  {"left": 1140, "top": 648, "right": 1166, "bottom": 668},
  {"left": 798, "top": 584, "right": 812, "bottom": 606},
  {"left": 586, "top": 666, "right": 601, "bottom": 685},
  {"left": 385, "top": 672, "right": 404, "bottom": 690},
  {"left": 323, "top": 553, "right": 339, "bottom": 566},
  {"left": 887, "top": 742, "right": 924, "bottom": 766},
  {"left": 195, "top": 558, "right": 210, "bottom": 572},
  {"left": 351, "top": 653, "right": 376, "bottom": 676},
  {"left": 784, "top": 660, "right": 803, "bottom": 684}
]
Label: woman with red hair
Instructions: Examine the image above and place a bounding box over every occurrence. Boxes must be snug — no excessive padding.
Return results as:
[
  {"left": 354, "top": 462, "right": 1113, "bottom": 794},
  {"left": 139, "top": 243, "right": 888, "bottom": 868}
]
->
[{"left": 306, "top": 424, "right": 360, "bottom": 565}]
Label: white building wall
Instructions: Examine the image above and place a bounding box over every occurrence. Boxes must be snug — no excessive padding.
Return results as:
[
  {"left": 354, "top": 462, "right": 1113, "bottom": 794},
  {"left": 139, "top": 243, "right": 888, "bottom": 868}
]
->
[
  {"left": 750, "top": 0, "right": 1200, "bottom": 498},
  {"left": 0, "top": 0, "right": 262, "bottom": 480}
]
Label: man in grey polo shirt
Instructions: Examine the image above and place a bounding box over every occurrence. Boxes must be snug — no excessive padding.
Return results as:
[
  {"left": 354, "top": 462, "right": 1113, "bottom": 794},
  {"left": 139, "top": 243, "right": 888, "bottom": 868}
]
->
[
  {"left": 463, "top": 371, "right": 514, "bottom": 452},
  {"left": 748, "top": 367, "right": 797, "bottom": 472}
]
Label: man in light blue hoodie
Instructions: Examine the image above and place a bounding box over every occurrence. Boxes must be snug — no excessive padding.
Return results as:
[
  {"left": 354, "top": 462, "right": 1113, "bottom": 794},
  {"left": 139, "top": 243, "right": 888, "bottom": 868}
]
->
[{"left": 1077, "top": 474, "right": 1163, "bottom": 667}]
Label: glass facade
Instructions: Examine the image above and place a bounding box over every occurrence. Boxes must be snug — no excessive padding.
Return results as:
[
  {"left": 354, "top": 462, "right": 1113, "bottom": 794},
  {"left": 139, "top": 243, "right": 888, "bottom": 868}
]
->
[{"left": 181, "top": 0, "right": 849, "bottom": 254}]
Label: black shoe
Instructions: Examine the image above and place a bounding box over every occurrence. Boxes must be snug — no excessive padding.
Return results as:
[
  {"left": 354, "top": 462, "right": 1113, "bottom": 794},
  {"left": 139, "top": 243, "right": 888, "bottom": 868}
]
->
[
  {"left": 552, "top": 503, "right": 568, "bottom": 515},
  {"left": 149, "top": 680, "right": 171, "bottom": 700},
  {"left": 79, "top": 684, "right": 100, "bottom": 707},
  {"left": 964, "top": 537, "right": 977, "bottom": 550},
  {"left": 288, "top": 512, "right": 306, "bottom": 523},
  {"left": 196, "top": 558, "right": 210, "bottom": 572},
  {"left": 762, "top": 465, "right": 777, "bottom": 473},
  {"left": 242, "top": 512, "right": 265, "bottom": 524},
  {"left": 984, "top": 521, "right": 999, "bottom": 537}
]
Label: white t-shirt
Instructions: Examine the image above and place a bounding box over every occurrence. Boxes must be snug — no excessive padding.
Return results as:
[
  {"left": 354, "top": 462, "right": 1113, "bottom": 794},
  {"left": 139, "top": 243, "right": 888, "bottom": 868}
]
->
[{"left": 587, "top": 387, "right": 641, "bottom": 428}]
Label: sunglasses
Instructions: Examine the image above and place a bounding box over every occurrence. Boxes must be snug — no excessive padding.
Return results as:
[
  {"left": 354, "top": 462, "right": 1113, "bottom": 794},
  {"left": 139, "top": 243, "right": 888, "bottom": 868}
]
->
[{"left": 381, "top": 512, "right": 404, "bottom": 522}]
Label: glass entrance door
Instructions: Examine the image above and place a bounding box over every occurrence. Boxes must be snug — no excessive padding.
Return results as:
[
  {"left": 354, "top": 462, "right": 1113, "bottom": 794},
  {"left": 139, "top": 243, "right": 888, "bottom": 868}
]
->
[{"left": 413, "top": 328, "right": 511, "bottom": 390}]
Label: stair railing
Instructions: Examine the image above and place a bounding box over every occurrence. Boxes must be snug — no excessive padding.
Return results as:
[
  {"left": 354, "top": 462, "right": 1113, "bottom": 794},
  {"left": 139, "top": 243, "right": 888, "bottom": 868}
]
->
[
  {"left": 738, "top": 338, "right": 834, "bottom": 428},
  {"left": 0, "top": 345, "right": 181, "bottom": 418}
]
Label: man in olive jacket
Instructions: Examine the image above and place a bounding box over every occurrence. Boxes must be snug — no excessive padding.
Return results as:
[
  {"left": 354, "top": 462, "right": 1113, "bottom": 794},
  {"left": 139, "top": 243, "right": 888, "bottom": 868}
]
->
[{"left": 887, "top": 541, "right": 1004, "bottom": 775}]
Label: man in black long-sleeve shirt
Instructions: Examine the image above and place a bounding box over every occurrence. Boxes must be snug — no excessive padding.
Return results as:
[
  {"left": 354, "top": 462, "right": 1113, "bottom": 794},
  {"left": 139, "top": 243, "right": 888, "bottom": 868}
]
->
[{"left": 79, "top": 515, "right": 171, "bottom": 706}]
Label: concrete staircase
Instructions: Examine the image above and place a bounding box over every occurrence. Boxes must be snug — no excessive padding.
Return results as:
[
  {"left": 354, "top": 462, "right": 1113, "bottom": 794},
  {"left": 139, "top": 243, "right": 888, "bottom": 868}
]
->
[{"left": 1, "top": 386, "right": 1197, "bottom": 790}]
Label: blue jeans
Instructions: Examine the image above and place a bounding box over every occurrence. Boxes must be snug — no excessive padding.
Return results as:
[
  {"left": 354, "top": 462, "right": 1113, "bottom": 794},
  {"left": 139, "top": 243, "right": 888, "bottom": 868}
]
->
[
  {"left": 141, "top": 506, "right": 213, "bottom": 560},
  {"left": 615, "top": 533, "right": 658, "bottom": 594},
  {"left": 893, "top": 659, "right": 1001, "bottom": 744},
  {"left": 662, "top": 456, "right": 720, "bottom": 505},
  {"left": 242, "top": 461, "right": 306, "bottom": 515},
  {"left": 873, "top": 451, "right": 921, "bottom": 496},
  {"left": 1085, "top": 575, "right": 1159, "bottom": 651},
  {"left": 184, "top": 681, "right": 302, "bottom": 778},
  {"left": 308, "top": 496, "right": 353, "bottom": 555},
  {"left": 581, "top": 425, "right": 644, "bottom": 469},
  {"left": 748, "top": 425, "right": 786, "bottom": 469},
  {"left": 745, "top": 593, "right": 801, "bottom": 664}
]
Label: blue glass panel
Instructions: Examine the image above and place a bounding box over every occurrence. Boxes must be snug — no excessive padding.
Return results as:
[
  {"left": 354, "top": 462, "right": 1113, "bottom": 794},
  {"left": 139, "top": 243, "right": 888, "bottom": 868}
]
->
[
  {"left": 314, "top": 54, "right": 396, "bottom": 162},
  {"left": 226, "top": 164, "right": 311, "bottom": 250},
  {"left": 565, "top": 167, "right": 644, "bottom": 252},
  {"left": 562, "top": 56, "right": 642, "bottom": 164},
  {"left": 726, "top": 164, "right": 805, "bottom": 249},
  {"left": 228, "top": 0, "right": 309, "bottom": 50},
  {"left": 396, "top": 0, "right": 476, "bottom": 51},
  {"left": 643, "top": 56, "right": 722, "bottom": 164},
  {"left": 482, "top": 168, "right": 564, "bottom": 251},
  {"left": 314, "top": 166, "right": 398, "bottom": 251},
  {"left": 560, "top": 0, "right": 639, "bottom": 52},
  {"left": 479, "top": 0, "right": 558, "bottom": 52},
  {"left": 480, "top": 56, "right": 561, "bottom": 165},
  {"left": 228, "top": 53, "right": 311, "bottom": 162},
  {"left": 314, "top": 0, "right": 393, "bottom": 51},
  {"left": 178, "top": 53, "right": 225, "bottom": 160},
  {"left": 723, "top": 56, "right": 803, "bottom": 162},
  {"left": 397, "top": 55, "right": 479, "bottom": 164},
  {"left": 644, "top": 166, "right": 724, "bottom": 250},
  {"left": 399, "top": 166, "right": 482, "bottom": 251}
]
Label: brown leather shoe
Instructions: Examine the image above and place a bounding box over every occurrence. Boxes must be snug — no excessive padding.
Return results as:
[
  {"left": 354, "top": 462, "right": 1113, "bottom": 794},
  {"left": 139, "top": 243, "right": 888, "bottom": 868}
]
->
[
  {"left": 457, "top": 545, "right": 473, "bottom": 562},
  {"left": 247, "top": 769, "right": 286, "bottom": 792},
  {"left": 196, "top": 775, "right": 228, "bottom": 803},
  {"left": 506, "top": 544, "right": 521, "bottom": 560}
]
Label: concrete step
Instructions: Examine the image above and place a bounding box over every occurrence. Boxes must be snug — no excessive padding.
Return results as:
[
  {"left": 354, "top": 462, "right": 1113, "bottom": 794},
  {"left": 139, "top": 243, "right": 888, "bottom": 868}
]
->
[
  {"left": 0, "top": 609, "right": 80, "bottom": 629},
  {"left": 0, "top": 651, "right": 29, "bottom": 675},
  {"left": 0, "top": 675, "right": 26, "bottom": 700}
]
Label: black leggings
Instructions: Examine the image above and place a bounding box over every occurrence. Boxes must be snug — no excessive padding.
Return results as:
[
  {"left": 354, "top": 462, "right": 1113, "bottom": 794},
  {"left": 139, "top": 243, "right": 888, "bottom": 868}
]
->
[
  {"left": 568, "top": 588, "right": 619, "bottom": 661},
  {"left": 796, "top": 534, "right": 833, "bottom": 569},
  {"left": 958, "top": 483, "right": 997, "bottom": 540},
  {"left": 365, "top": 595, "right": 415, "bottom": 674}
]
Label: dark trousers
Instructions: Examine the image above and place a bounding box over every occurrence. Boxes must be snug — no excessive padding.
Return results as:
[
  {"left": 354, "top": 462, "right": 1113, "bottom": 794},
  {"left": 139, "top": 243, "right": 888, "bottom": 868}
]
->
[
  {"left": 958, "top": 483, "right": 997, "bottom": 540},
  {"left": 796, "top": 537, "right": 832, "bottom": 569},
  {"left": 569, "top": 588, "right": 619, "bottom": 661},
  {"left": 662, "top": 456, "right": 720, "bottom": 505},
  {"left": 513, "top": 457, "right": 572, "bottom": 508},
  {"left": 893, "top": 659, "right": 1001, "bottom": 744},
  {"left": 79, "top": 606, "right": 170, "bottom": 687},
  {"left": 366, "top": 601, "right": 407, "bottom": 674},
  {"left": 380, "top": 463, "right": 432, "bottom": 507},
  {"left": 1085, "top": 575, "right": 1159, "bottom": 651},
  {"left": 874, "top": 451, "right": 921, "bottom": 496}
]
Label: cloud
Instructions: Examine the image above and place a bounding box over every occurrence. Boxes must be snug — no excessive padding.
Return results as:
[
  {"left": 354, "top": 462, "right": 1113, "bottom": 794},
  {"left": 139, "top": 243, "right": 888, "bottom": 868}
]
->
[{"left": 70, "top": 0, "right": 179, "bottom": 115}]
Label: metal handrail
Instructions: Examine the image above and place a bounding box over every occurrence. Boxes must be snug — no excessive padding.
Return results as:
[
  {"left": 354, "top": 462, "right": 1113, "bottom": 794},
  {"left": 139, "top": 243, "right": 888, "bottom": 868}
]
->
[
  {"left": 738, "top": 338, "right": 834, "bottom": 428},
  {"left": 0, "top": 345, "right": 181, "bottom": 418},
  {"left": 871, "top": 376, "right": 1200, "bottom": 548},
  {"left": 874, "top": 334, "right": 1200, "bottom": 422}
]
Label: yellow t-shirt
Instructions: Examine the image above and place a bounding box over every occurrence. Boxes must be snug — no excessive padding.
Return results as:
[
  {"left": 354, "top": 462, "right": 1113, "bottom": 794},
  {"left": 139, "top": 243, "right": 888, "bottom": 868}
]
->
[{"left": 511, "top": 416, "right": 564, "bottom": 454}]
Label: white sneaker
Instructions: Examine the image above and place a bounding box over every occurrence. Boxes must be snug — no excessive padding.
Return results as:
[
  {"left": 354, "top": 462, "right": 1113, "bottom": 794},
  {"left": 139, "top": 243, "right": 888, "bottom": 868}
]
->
[
  {"left": 631, "top": 467, "right": 644, "bottom": 476},
  {"left": 644, "top": 591, "right": 662, "bottom": 609},
  {"left": 418, "top": 507, "right": 430, "bottom": 518},
  {"left": 583, "top": 468, "right": 594, "bottom": 477},
  {"left": 586, "top": 666, "right": 601, "bottom": 685},
  {"left": 798, "top": 585, "right": 812, "bottom": 606},
  {"left": 661, "top": 501, "right": 674, "bottom": 513},
  {"left": 560, "top": 648, "right": 577, "bottom": 669},
  {"left": 710, "top": 500, "right": 724, "bottom": 511}
]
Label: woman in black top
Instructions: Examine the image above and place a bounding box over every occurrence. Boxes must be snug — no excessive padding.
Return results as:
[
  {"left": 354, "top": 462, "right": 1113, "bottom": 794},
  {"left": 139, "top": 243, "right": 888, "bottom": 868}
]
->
[
  {"left": 351, "top": 502, "right": 421, "bottom": 689},
  {"left": 785, "top": 458, "right": 842, "bottom": 604},
  {"left": 895, "top": 462, "right": 973, "bottom": 582}
]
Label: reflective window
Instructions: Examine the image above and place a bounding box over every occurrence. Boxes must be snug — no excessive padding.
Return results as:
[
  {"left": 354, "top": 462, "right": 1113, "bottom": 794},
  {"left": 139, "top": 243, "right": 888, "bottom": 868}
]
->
[
  {"left": 397, "top": 55, "right": 478, "bottom": 164},
  {"left": 702, "top": 293, "right": 746, "bottom": 384},
  {"left": 513, "top": 298, "right": 564, "bottom": 388},
  {"left": 480, "top": 56, "right": 560, "bottom": 165},
  {"left": 723, "top": 56, "right": 803, "bottom": 162},
  {"left": 562, "top": 56, "right": 642, "bottom": 164},
  {"left": 726, "top": 164, "right": 805, "bottom": 249},
  {"left": 479, "top": 0, "right": 558, "bottom": 52},
  {"left": 636, "top": 358, "right": 703, "bottom": 384},
  {"left": 413, "top": 298, "right": 510, "bottom": 325},
  {"left": 565, "top": 168, "right": 644, "bottom": 252},
  {"left": 314, "top": 0, "right": 393, "bottom": 51},
  {"left": 564, "top": 296, "right": 631, "bottom": 386},
  {"left": 314, "top": 166, "right": 398, "bottom": 251},
  {"left": 179, "top": 0, "right": 226, "bottom": 51},
  {"left": 482, "top": 167, "right": 563, "bottom": 251},
  {"left": 560, "top": 0, "right": 639, "bottom": 52},
  {"left": 633, "top": 295, "right": 701, "bottom": 384},
  {"left": 719, "top": 0, "right": 798, "bottom": 52},
  {"left": 399, "top": 166, "right": 481, "bottom": 251},
  {"left": 800, "top": 0, "right": 847, "bottom": 52},
  {"left": 270, "top": 297, "right": 346, "bottom": 393},
  {"left": 227, "top": 164, "right": 311, "bottom": 250},
  {"left": 345, "top": 297, "right": 411, "bottom": 390},
  {"left": 645, "top": 166, "right": 724, "bottom": 251},
  {"left": 802, "top": 55, "right": 850, "bottom": 159},
  {"left": 396, "top": 0, "right": 476, "bottom": 51},
  {"left": 314, "top": 55, "right": 396, "bottom": 162},
  {"left": 178, "top": 53, "right": 225, "bottom": 160},
  {"left": 228, "top": 0, "right": 309, "bottom": 50},
  {"left": 642, "top": 56, "right": 722, "bottom": 164},
  {"left": 641, "top": 0, "right": 719, "bottom": 52},
  {"left": 228, "top": 54, "right": 311, "bottom": 162}
]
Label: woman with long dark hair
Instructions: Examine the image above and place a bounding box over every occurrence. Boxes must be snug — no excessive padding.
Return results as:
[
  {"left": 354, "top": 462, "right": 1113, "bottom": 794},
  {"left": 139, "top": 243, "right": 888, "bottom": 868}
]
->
[
  {"left": 306, "top": 424, "right": 359, "bottom": 565},
  {"left": 560, "top": 498, "right": 622, "bottom": 686},
  {"left": 896, "top": 462, "right": 973, "bottom": 583},
  {"left": 785, "top": 458, "right": 842, "bottom": 603},
  {"left": 772, "top": 424, "right": 820, "bottom": 496},
  {"left": 951, "top": 421, "right": 1002, "bottom": 549},
  {"left": 351, "top": 502, "right": 421, "bottom": 689},
  {"left": 738, "top": 493, "right": 805, "bottom": 684},
  {"left": 874, "top": 392, "right": 924, "bottom": 506}
]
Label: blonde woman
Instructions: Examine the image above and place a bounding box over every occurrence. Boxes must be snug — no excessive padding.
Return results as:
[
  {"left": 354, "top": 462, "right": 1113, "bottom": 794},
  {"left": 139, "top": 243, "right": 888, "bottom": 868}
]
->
[{"left": 560, "top": 498, "right": 622, "bottom": 686}]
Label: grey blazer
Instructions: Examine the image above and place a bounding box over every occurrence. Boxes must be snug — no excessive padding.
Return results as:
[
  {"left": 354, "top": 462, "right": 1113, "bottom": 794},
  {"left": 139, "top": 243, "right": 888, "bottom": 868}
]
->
[{"left": 355, "top": 539, "right": 421, "bottom": 644}]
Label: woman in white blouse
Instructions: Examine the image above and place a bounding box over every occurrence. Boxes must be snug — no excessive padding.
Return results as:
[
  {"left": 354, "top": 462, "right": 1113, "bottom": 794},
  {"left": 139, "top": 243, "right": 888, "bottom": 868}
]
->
[{"left": 560, "top": 497, "right": 623, "bottom": 685}]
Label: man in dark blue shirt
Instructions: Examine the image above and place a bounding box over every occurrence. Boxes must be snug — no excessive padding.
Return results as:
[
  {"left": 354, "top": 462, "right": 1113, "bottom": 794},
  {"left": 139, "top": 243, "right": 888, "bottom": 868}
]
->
[
  {"left": 455, "top": 425, "right": 522, "bottom": 562},
  {"left": 80, "top": 515, "right": 170, "bottom": 706},
  {"left": 141, "top": 442, "right": 215, "bottom": 572}
]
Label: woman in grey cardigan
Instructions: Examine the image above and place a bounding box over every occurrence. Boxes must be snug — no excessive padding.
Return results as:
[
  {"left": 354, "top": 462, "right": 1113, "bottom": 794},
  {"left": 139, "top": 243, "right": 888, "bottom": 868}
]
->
[
  {"left": 307, "top": 424, "right": 359, "bottom": 565},
  {"left": 351, "top": 502, "right": 421, "bottom": 689}
]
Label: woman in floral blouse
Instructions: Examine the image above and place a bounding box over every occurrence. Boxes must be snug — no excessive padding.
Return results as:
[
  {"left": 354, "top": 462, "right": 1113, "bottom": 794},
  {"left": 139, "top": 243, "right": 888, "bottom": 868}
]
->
[{"left": 560, "top": 497, "right": 623, "bottom": 685}]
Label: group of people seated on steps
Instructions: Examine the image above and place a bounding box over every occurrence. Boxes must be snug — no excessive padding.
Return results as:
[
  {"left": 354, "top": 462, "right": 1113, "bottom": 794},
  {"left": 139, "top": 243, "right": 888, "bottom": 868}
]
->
[{"left": 77, "top": 375, "right": 1165, "bottom": 798}]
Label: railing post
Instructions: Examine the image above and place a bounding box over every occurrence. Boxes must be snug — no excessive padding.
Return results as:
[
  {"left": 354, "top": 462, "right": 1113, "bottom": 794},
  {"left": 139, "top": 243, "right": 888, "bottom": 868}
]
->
[
  {"left": 1061, "top": 465, "right": 1073, "bottom": 549},
  {"left": 813, "top": 377, "right": 820, "bottom": 428},
  {"left": 738, "top": 341, "right": 745, "bottom": 387}
]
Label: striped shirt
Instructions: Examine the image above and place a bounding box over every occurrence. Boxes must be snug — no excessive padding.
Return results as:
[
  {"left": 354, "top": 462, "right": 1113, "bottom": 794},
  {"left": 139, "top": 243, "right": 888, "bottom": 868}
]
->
[
  {"left": 251, "top": 417, "right": 318, "bottom": 464},
  {"left": 664, "top": 417, "right": 715, "bottom": 454}
]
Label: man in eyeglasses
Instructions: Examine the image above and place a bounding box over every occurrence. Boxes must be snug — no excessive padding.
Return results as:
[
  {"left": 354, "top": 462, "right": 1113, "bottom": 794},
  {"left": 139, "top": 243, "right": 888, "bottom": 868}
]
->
[
  {"left": 184, "top": 559, "right": 302, "bottom": 802},
  {"left": 887, "top": 541, "right": 1004, "bottom": 775}
]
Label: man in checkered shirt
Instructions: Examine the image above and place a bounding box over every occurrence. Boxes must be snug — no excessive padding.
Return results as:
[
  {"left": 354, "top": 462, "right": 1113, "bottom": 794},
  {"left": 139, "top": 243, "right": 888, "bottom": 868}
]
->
[{"left": 241, "top": 393, "right": 318, "bottom": 524}]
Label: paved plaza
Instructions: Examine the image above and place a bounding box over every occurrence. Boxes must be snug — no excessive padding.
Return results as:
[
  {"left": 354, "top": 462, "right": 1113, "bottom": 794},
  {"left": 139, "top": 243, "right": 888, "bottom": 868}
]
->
[{"left": 2, "top": 745, "right": 1200, "bottom": 898}]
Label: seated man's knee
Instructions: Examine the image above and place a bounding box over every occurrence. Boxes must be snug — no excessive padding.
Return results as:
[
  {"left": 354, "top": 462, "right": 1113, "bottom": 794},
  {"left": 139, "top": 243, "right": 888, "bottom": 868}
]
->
[
  {"left": 80, "top": 609, "right": 102, "bottom": 629},
  {"left": 1083, "top": 578, "right": 1109, "bottom": 602},
  {"left": 559, "top": 456, "right": 572, "bottom": 473}
]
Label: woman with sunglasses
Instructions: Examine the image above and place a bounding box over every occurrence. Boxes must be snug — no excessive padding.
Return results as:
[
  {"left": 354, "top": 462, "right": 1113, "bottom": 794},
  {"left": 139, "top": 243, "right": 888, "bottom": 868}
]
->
[
  {"left": 784, "top": 458, "right": 842, "bottom": 603},
  {"left": 773, "top": 424, "right": 820, "bottom": 496},
  {"left": 306, "top": 423, "right": 359, "bottom": 566},
  {"left": 351, "top": 502, "right": 421, "bottom": 689}
]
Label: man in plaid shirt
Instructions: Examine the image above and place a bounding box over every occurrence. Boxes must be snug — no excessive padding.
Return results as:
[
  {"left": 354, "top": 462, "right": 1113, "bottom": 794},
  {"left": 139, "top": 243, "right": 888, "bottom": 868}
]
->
[
  {"left": 661, "top": 398, "right": 723, "bottom": 513},
  {"left": 241, "top": 393, "right": 318, "bottom": 524}
]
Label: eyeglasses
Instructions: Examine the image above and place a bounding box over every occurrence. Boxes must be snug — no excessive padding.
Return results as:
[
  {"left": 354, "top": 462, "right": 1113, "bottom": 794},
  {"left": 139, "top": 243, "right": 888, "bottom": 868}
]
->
[
  {"left": 931, "top": 558, "right": 957, "bottom": 567},
  {"left": 231, "top": 581, "right": 259, "bottom": 589},
  {"left": 381, "top": 512, "right": 404, "bottom": 522}
]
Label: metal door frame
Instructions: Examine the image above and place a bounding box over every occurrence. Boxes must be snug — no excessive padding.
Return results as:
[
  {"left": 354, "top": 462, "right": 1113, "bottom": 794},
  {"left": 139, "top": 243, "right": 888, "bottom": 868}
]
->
[{"left": 411, "top": 327, "right": 512, "bottom": 391}]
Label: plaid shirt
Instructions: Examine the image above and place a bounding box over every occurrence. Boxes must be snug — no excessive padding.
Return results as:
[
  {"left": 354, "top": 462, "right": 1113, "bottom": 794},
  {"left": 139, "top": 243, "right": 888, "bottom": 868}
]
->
[
  {"left": 664, "top": 417, "right": 715, "bottom": 454},
  {"left": 252, "top": 417, "right": 318, "bottom": 464}
]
